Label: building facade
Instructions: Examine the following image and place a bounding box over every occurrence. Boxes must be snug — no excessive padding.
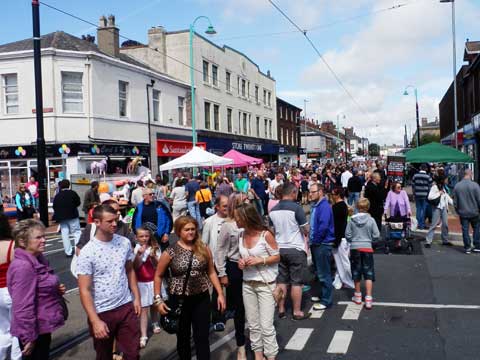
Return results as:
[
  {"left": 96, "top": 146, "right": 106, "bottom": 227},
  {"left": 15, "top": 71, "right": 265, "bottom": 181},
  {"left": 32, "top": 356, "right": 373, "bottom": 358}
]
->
[
  {"left": 0, "top": 16, "right": 190, "bottom": 201},
  {"left": 122, "top": 26, "right": 278, "bottom": 162},
  {"left": 276, "top": 98, "right": 301, "bottom": 165}
]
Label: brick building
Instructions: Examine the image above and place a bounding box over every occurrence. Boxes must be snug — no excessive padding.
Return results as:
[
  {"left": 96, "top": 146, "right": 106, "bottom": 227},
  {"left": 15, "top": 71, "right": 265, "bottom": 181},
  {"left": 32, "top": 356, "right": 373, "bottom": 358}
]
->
[{"left": 276, "top": 98, "right": 302, "bottom": 164}]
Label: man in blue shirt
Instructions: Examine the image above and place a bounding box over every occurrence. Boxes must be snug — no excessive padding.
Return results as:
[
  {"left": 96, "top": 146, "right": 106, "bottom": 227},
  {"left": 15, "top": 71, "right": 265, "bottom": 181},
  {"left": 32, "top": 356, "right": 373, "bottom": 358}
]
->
[
  {"left": 250, "top": 171, "right": 267, "bottom": 216},
  {"left": 309, "top": 182, "right": 335, "bottom": 310}
]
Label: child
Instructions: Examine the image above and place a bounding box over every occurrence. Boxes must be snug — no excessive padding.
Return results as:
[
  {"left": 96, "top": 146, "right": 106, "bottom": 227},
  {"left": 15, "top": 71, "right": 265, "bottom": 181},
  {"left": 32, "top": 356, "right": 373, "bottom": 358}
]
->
[
  {"left": 134, "top": 226, "right": 164, "bottom": 348},
  {"left": 345, "top": 198, "right": 380, "bottom": 309}
]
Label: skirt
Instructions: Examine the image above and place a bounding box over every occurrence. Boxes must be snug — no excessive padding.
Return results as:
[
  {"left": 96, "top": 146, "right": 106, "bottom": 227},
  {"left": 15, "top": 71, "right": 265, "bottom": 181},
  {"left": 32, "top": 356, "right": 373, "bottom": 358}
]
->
[{"left": 138, "top": 281, "right": 154, "bottom": 308}]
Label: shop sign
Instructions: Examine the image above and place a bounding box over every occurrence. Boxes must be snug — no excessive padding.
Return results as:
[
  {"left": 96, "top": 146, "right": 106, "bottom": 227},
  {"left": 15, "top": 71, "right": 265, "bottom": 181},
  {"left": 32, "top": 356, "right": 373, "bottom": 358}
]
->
[
  {"left": 387, "top": 155, "right": 405, "bottom": 185},
  {"left": 463, "top": 123, "right": 476, "bottom": 145},
  {"left": 232, "top": 142, "right": 263, "bottom": 152},
  {"left": 307, "top": 152, "right": 321, "bottom": 159},
  {"left": 157, "top": 140, "right": 206, "bottom": 157}
]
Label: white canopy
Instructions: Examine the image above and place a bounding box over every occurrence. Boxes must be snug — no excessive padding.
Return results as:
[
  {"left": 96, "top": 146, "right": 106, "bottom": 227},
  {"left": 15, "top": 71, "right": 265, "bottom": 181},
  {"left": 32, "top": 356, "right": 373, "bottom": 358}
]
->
[{"left": 159, "top": 146, "right": 233, "bottom": 171}]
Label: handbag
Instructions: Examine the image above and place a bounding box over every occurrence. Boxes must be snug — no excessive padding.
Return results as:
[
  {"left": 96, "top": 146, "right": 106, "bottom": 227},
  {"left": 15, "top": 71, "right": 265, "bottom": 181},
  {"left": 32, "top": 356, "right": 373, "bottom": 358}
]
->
[
  {"left": 160, "top": 250, "right": 194, "bottom": 334},
  {"left": 198, "top": 190, "right": 213, "bottom": 218},
  {"left": 59, "top": 296, "right": 69, "bottom": 321}
]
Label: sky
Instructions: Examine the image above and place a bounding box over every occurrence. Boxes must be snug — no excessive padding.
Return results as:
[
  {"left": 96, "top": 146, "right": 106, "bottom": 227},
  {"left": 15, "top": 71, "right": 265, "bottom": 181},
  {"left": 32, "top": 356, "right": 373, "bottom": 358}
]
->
[{"left": 3, "top": 0, "right": 480, "bottom": 145}]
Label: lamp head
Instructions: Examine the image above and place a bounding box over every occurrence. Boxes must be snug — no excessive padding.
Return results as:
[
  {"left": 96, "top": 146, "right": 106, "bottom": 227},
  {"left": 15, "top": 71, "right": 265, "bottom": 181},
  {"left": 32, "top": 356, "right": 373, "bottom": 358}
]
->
[
  {"left": 205, "top": 25, "right": 216, "bottom": 35},
  {"left": 403, "top": 90, "right": 409, "bottom": 96}
]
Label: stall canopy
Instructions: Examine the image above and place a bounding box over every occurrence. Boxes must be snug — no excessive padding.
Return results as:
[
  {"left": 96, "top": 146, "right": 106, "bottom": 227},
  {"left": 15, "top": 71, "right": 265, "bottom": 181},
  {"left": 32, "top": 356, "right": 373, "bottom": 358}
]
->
[
  {"left": 223, "top": 149, "right": 263, "bottom": 167},
  {"left": 405, "top": 142, "right": 474, "bottom": 163},
  {"left": 159, "top": 146, "right": 233, "bottom": 171}
]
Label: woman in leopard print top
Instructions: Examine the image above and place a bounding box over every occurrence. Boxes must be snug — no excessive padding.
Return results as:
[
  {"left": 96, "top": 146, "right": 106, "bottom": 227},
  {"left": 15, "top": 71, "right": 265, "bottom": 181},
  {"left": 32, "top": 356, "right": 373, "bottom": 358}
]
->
[{"left": 154, "top": 216, "right": 225, "bottom": 360}]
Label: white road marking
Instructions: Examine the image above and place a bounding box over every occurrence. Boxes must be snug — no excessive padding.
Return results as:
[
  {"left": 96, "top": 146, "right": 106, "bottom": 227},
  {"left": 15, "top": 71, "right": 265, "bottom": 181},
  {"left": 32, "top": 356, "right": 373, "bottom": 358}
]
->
[
  {"left": 284, "top": 328, "right": 314, "bottom": 351},
  {"left": 44, "top": 249, "right": 66, "bottom": 255},
  {"left": 327, "top": 330, "right": 353, "bottom": 354},
  {"left": 338, "top": 301, "right": 480, "bottom": 310},
  {"left": 66, "top": 287, "right": 79, "bottom": 294},
  {"left": 309, "top": 305, "right": 324, "bottom": 319},
  {"left": 342, "top": 303, "right": 363, "bottom": 320},
  {"left": 192, "top": 331, "right": 235, "bottom": 360}
]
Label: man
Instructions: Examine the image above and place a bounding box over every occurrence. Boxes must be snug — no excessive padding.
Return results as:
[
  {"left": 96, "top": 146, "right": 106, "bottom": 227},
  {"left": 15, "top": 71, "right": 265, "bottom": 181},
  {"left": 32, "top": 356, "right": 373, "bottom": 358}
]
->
[
  {"left": 77, "top": 204, "right": 141, "bottom": 360},
  {"left": 341, "top": 167, "right": 353, "bottom": 192},
  {"left": 453, "top": 169, "right": 480, "bottom": 253},
  {"left": 83, "top": 181, "right": 100, "bottom": 215},
  {"left": 269, "top": 173, "right": 284, "bottom": 200},
  {"left": 52, "top": 179, "right": 81, "bottom": 257},
  {"left": 202, "top": 195, "right": 229, "bottom": 331},
  {"left": 364, "top": 173, "right": 387, "bottom": 234},
  {"left": 269, "top": 182, "right": 311, "bottom": 320},
  {"left": 309, "top": 183, "right": 335, "bottom": 310},
  {"left": 76, "top": 199, "right": 135, "bottom": 254},
  {"left": 130, "top": 180, "right": 144, "bottom": 207},
  {"left": 234, "top": 173, "right": 249, "bottom": 193},
  {"left": 249, "top": 171, "right": 268, "bottom": 216},
  {"left": 347, "top": 170, "right": 363, "bottom": 213},
  {"left": 132, "top": 187, "right": 172, "bottom": 250},
  {"left": 185, "top": 173, "right": 202, "bottom": 227},
  {"left": 412, "top": 164, "right": 432, "bottom": 229}
]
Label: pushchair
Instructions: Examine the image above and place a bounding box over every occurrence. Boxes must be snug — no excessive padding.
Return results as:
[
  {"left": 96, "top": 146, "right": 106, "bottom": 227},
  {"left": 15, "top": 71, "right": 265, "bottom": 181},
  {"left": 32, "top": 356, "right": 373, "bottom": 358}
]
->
[{"left": 384, "top": 215, "right": 413, "bottom": 254}]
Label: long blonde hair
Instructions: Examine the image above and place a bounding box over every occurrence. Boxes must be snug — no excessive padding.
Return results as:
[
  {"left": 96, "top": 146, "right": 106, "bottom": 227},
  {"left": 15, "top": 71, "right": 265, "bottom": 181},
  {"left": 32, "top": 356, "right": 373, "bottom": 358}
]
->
[{"left": 174, "top": 216, "right": 209, "bottom": 261}]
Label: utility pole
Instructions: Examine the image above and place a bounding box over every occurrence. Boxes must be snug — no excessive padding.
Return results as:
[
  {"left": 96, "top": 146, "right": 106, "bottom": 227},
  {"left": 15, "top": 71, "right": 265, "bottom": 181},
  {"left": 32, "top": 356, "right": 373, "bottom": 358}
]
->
[
  {"left": 32, "top": 0, "right": 48, "bottom": 226},
  {"left": 296, "top": 111, "right": 301, "bottom": 167}
]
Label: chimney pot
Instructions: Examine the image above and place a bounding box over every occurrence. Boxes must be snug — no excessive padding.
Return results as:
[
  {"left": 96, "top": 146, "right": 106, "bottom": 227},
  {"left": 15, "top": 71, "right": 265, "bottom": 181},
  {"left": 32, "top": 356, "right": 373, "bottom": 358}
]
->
[
  {"left": 97, "top": 14, "right": 119, "bottom": 58},
  {"left": 99, "top": 15, "right": 107, "bottom": 27},
  {"left": 108, "top": 15, "right": 115, "bottom": 27}
]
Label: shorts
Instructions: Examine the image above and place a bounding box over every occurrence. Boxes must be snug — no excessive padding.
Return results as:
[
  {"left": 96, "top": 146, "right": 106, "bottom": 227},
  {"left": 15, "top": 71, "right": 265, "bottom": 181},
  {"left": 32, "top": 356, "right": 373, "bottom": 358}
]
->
[
  {"left": 277, "top": 248, "right": 307, "bottom": 286},
  {"left": 350, "top": 250, "right": 375, "bottom": 281}
]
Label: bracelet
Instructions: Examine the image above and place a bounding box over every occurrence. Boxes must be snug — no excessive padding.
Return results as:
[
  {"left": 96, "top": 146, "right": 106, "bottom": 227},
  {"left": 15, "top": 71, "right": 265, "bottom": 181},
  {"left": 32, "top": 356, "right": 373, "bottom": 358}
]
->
[{"left": 153, "top": 294, "right": 164, "bottom": 306}]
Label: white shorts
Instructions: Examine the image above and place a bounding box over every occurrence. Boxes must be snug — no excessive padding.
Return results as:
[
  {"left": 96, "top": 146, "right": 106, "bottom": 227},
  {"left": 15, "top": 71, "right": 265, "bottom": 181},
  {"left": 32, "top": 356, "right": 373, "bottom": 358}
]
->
[{"left": 138, "top": 281, "right": 154, "bottom": 308}]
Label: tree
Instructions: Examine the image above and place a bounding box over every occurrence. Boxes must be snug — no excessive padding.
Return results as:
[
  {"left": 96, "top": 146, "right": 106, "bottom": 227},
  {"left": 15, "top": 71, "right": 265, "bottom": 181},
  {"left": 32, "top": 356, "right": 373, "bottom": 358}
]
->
[{"left": 368, "top": 143, "right": 380, "bottom": 156}]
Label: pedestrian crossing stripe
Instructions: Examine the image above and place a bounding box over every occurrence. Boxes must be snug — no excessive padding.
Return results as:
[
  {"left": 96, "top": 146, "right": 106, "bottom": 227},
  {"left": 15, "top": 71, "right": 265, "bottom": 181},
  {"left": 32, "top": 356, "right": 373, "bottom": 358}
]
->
[
  {"left": 285, "top": 328, "right": 314, "bottom": 351},
  {"left": 327, "top": 330, "right": 353, "bottom": 354}
]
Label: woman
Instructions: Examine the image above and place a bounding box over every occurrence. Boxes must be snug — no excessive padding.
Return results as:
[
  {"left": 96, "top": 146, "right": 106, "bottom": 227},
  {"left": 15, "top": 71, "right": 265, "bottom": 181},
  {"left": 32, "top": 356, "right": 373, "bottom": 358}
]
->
[
  {"left": 235, "top": 203, "right": 280, "bottom": 360},
  {"left": 425, "top": 176, "right": 453, "bottom": 248},
  {"left": 0, "top": 214, "right": 21, "bottom": 359},
  {"left": 196, "top": 182, "right": 213, "bottom": 219},
  {"left": 331, "top": 188, "right": 354, "bottom": 289},
  {"left": 154, "top": 216, "right": 226, "bottom": 360},
  {"left": 169, "top": 178, "right": 187, "bottom": 222},
  {"left": 215, "top": 193, "right": 249, "bottom": 359},
  {"left": 15, "top": 184, "right": 35, "bottom": 220},
  {"left": 8, "top": 219, "right": 66, "bottom": 359},
  {"left": 384, "top": 182, "right": 411, "bottom": 220}
]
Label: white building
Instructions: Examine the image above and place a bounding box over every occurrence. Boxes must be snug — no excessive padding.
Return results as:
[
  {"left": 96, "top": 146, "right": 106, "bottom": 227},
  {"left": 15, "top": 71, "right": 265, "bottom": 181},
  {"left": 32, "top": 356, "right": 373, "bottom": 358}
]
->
[
  {"left": 122, "top": 26, "right": 279, "bottom": 163},
  {"left": 0, "top": 16, "right": 190, "bottom": 201}
]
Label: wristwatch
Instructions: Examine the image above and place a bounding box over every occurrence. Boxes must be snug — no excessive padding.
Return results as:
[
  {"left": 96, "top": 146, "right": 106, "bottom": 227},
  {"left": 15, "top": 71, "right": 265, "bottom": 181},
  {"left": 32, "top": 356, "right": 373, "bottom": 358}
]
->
[{"left": 153, "top": 294, "right": 164, "bottom": 305}]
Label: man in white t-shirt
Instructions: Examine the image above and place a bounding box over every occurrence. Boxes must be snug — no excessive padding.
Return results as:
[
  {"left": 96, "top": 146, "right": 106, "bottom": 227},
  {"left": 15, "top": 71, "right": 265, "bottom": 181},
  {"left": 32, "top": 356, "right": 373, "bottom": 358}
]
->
[
  {"left": 77, "top": 204, "right": 141, "bottom": 360},
  {"left": 269, "top": 173, "right": 284, "bottom": 199},
  {"left": 341, "top": 167, "right": 353, "bottom": 190}
]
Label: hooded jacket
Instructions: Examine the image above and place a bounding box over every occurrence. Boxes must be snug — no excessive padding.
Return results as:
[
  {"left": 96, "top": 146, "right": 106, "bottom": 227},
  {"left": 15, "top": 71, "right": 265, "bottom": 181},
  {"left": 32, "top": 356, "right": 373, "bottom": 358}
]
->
[{"left": 345, "top": 212, "right": 380, "bottom": 250}]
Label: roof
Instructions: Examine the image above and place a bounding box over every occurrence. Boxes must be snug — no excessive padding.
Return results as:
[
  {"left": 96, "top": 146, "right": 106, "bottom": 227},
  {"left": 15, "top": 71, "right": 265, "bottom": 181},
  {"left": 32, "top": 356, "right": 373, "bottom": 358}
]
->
[
  {"left": 465, "top": 41, "right": 480, "bottom": 53},
  {"left": 276, "top": 97, "right": 303, "bottom": 111}
]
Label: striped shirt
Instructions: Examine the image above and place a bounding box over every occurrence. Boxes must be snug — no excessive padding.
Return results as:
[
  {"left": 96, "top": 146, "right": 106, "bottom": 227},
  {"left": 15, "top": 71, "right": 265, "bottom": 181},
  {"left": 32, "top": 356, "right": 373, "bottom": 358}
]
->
[{"left": 412, "top": 171, "right": 432, "bottom": 199}]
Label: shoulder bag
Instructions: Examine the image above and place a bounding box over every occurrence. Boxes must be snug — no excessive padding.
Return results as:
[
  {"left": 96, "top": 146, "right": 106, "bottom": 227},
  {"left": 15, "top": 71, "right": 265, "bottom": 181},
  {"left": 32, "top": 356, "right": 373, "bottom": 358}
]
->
[{"left": 160, "top": 250, "right": 194, "bottom": 334}]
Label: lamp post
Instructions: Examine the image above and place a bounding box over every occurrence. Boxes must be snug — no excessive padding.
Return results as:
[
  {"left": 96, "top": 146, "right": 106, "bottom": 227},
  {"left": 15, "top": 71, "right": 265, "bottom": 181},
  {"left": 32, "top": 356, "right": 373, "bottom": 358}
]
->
[
  {"left": 337, "top": 113, "right": 346, "bottom": 159},
  {"left": 403, "top": 85, "right": 420, "bottom": 147},
  {"left": 440, "top": 0, "right": 458, "bottom": 149},
  {"left": 189, "top": 16, "right": 216, "bottom": 147}
]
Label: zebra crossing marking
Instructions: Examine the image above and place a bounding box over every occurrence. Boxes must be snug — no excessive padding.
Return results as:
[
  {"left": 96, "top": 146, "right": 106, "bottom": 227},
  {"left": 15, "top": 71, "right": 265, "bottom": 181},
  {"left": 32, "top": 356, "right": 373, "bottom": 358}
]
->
[
  {"left": 327, "top": 330, "right": 353, "bottom": 354},
  {"left": 284, "top": 328, "right": 314, "bottom": 351}
]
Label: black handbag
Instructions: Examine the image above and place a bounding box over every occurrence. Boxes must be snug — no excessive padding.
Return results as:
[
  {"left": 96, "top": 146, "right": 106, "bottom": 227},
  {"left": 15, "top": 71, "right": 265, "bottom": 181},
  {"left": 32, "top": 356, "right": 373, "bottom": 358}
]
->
[{"left": 160, "top": 251, "right": 194, "bottom": 334}]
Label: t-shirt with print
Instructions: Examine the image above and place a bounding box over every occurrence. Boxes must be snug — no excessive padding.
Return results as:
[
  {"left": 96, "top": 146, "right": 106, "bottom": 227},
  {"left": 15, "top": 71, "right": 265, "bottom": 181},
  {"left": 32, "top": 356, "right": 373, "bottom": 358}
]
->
[
  {"left": 269, "top": 200, "right": 308, "bottom": 253},
  {"left": 76, "top": 234, "right": 134, "bottom": 313}
]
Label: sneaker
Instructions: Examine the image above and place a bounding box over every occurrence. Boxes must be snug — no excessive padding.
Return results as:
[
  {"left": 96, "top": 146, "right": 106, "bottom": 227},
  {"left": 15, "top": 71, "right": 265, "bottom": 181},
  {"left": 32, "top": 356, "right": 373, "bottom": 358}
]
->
[
  {"left": 424, "top": 243, "right": 431, "bottom": 249},
  {"left": 352, "top": 292, "right": 362, "bottom": 305},
  {"left": 311, "top": 296, "right": 321, "bottom": 302},
  {"left": 312, "top": 303, "right": 327, "bottom": 311},
  {"left": 472, "top": 248, "right": 480, "bottom": 253},
  {"left": 364, "top": 296, "right": 373, "bottom": 310},
  {"left": 465, "top": 249, "right": 472, "bottom": 254},
  {"left": 213, "top": 322, "right": 225, "bottom": 332}
]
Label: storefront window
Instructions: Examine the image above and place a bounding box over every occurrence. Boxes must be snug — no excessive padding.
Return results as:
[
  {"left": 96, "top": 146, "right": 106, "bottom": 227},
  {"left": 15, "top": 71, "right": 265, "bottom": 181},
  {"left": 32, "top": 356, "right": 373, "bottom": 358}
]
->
[{"left": 48, "top": 159, "right": 63, "bottom": 202}]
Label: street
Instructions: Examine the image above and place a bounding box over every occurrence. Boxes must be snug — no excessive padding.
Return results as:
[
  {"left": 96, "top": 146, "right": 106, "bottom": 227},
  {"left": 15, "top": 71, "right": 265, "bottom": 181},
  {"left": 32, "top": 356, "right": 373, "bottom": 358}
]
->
[{"left": 49, "top": 236, "right": 480, "bottom": 360}]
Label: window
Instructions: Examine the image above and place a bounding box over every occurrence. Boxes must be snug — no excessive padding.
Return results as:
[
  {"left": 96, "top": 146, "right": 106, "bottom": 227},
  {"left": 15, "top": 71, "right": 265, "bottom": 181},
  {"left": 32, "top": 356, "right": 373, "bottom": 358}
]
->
[
  {"left": 256, "top": 116, "right": 260, "bottom": 137},
  {"left": 269, "top": 120, "right": 272, "bottom": 138},
  {"left": 279, "top": 106, "right": 283, "bottom": 119},
  {"left": 203, "top": 60, "right": 209, "bottom": 83},
  {"left": 264, "top": 118, "right": 268, "bottom": 138},
  {"left": 212, "top": 65, "right": 218, "bottom": 86},
  {"left": 226, "top": 71, "right": 231, "bottom": 92},
  {"left": 152, "top": 89, "right": 161, "bottom": 122},
  {"left": 238, "top": 111, "right": 242, "bottom": 133},
  {"left": 204, "top": 102, "right": 211, "bottom": 129},
  {"left": 178, "top": 97, "right": 185, "bottom": 125},
  {"left": 255, "top": 86, "right": 259, "bottom": 103},
  {"left": 248, "top": 114, "right": 251, "bottom": 135},
  {"left": 3, "top": 74, "right": 18, "bottom": 114},
  {"left": 241, "top": 79, "right": 246, "bottom": 97},
  {"left": 61, "top": 72, "right": 83, "bottom": 113},
  {"left": 227, "top": 108, "right": 232, "bottom": 133},
  {"left": 247, "top": 81, "right": 250, "bottom": 99},
  {"left": 118, "top": 80, "right": 128, "bottom": 117},
  {"left": 263, "top": 89, "right": 267, "bottom": 105},
  {"left": 237, "top": 77, "right": 240, "bottom": 95},
  {"left": 243, "top": 113, "right": 247, "bottom": 135},
  {"left": 268, "top": 91, "right": 271, "bottom": 107},
  {"left": 280, "top": 128, "right": 284, "bottom": 144},
  {"left": 213, "top": 104, "right": 220, "bottom": 130},
  {"left": 291, "top": 110, "right": 294, "bottom": 121}
]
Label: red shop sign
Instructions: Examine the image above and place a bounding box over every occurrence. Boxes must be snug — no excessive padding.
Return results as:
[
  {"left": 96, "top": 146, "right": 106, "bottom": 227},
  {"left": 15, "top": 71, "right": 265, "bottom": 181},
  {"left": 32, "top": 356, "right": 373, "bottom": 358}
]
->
[{"left": 157, "top": 139, "right": 206, "bottom": 157}]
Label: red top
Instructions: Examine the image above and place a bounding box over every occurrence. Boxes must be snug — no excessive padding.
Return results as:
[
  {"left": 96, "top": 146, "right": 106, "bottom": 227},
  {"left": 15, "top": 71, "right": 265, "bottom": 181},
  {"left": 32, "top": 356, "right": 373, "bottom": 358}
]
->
[
  {"left": 136, "top": 259, "right": 156, "bottom": 282},
  {"left": 357, "top": 248, "right": 374, "bottom": 253},
  {"left": 0, "top": 240, "right": 15, "bottom": 288}
]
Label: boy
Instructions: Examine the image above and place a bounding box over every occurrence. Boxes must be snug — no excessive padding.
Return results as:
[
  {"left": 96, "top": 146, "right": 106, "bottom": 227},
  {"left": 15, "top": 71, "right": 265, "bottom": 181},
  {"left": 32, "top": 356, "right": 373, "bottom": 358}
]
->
[{"left": 345, "top": 198, "right": 379, "bottom": 309}]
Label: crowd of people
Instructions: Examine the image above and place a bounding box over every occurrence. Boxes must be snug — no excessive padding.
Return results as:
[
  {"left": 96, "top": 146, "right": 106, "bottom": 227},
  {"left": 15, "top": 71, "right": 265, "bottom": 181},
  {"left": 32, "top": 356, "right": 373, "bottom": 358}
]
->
[{"left": 0, "top": 158, "right": 479, "bottom": 359}]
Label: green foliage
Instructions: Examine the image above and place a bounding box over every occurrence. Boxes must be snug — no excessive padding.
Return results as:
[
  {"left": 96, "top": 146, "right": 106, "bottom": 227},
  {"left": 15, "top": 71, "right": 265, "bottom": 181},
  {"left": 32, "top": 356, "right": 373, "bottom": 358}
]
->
[{"left": 368, "top": 143, "right": 380, "bottom": 156}]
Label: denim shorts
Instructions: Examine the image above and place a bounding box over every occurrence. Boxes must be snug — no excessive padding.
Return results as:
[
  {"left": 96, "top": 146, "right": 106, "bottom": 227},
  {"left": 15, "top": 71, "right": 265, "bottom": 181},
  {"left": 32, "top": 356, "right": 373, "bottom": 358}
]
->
[
  {"left": 350, "top": 250, "right": 375, "bottom": 281},
  {"left": 277, "top": 248, "right": 307, "bottom": 286}
]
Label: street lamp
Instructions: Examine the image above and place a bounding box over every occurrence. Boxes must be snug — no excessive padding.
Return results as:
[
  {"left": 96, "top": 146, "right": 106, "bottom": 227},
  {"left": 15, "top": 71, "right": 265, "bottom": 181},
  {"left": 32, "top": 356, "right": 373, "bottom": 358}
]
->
[
  {"left": 337, "top": 113, "right": 346, "bottom": 158},
  {"left": 403, "top": 85, "right": 420, "bottom": 147},
  {"left": 440, "top": 0, "right": 458, "bottom": 149},
  {"left": 189, "top": 16, "right": 216, "bottom": 146}
]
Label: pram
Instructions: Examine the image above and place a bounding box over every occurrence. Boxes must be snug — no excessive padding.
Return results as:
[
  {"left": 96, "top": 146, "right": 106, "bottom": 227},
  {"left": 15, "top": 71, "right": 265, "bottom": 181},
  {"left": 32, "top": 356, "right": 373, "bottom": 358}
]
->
[{"left": 384, "top": 216, "right": 413, "bottom": 254}]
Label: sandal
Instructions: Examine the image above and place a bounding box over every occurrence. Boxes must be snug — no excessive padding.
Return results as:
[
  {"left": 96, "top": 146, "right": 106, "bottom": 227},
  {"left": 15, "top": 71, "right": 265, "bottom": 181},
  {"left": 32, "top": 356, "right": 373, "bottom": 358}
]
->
[
  {"left": 278, "top": 312, "right": 286, "bottom": 319},
  {"left": 352, "top": 292, "right": 362, "bottom": 305},
  {"left": 365, "top": 296, "right": 373, "bottom": 310},
  {"left": 140, "top": 336, "right": 148, "bottom": 349},
  {"left": 152, "top": 322, "right": 161, "bottom": 334}
]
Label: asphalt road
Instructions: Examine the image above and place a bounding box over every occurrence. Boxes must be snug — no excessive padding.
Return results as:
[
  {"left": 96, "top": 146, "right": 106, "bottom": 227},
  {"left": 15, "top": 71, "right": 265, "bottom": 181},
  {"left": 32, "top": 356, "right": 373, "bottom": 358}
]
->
[{"left": 45, "top": 233, "right": 78, "bottom": 291}]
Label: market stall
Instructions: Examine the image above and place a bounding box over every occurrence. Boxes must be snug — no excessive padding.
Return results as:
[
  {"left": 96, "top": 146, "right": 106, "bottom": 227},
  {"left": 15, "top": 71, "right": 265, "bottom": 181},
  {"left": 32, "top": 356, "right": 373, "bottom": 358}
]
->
[
  {"left": 159, "top": 146, "right": 233, "bottom": 171},
  {"left": 222, "top": 149, "right": 264, "bottom": 167},
  {"left": 405, "top": 142, "right": 473, "bottom": 163}
]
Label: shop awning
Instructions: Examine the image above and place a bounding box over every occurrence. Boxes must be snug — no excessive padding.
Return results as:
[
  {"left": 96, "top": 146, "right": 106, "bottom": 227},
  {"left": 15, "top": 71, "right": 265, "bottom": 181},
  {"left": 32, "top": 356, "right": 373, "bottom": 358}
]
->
[
  {"left": 159, "top": 146, "right": 233, "bottom": 171},
  {"left": 405, "top": 142, "right": 474, "bottom": 163},
  {"left": 222, "top": 149, "right": 263, "bottom": 167}
]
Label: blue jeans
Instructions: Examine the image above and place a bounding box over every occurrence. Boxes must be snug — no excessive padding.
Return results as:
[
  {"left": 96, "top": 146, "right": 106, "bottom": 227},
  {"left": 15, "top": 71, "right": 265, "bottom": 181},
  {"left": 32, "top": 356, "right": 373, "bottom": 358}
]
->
[
  {"left": 348, "top": 192, "right": 360, "bottom": 213},
  {"left": 460, "top": 216, "right": 480, "bottom": 250},
  {"left": 311, "top": 243, "right": 333, "bottom": 307},
  {"left": 187, "top": 201, "right": 202, "bottom": 229},
  {"left": 60, "top": 217, "right": 81, "bottom": 256},
  {"left": 415, "top": 198, "right": 428, "bottom": 229}
]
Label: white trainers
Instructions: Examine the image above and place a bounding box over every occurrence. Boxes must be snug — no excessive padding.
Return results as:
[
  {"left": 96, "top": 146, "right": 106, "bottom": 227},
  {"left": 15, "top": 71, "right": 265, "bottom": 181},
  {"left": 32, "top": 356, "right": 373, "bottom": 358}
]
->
[
  {"left": 312, "top": 303, "right": 327, "bottom": 311},
  {"left": 352, "top": 292, "right": 362, "bottom": 305},
  {"left": 365, "top": 296, "right": 373, "bottom": 310},
  {"left": 311, "top": 296, "right": 321, "bottom": 302}
]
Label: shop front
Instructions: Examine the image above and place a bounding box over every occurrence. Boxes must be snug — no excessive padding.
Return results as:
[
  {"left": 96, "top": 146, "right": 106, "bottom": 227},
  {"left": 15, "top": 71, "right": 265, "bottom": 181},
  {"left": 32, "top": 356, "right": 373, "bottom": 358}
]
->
[
  {"left": 278, "top": 145, "right": 299, "bottom": 165},
  {"left": 156, "top": 139, "right": 207, "bottom": 166}
]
